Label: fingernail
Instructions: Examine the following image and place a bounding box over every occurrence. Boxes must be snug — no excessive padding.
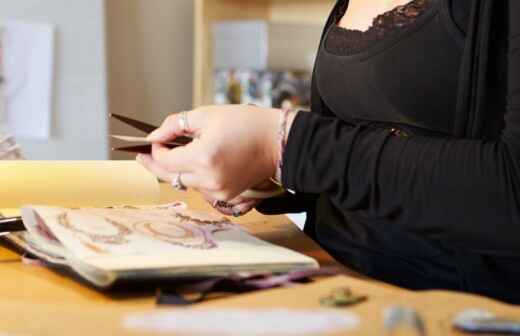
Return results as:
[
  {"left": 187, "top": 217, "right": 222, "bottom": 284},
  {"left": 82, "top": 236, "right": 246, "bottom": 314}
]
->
[{"left": 136, "top": 154, "right": 143, "bottom": 162}]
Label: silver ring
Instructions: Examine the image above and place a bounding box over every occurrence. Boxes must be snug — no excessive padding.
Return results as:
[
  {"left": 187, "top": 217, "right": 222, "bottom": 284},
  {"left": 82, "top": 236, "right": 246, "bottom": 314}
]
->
[
  {"left": 178, "top": 111, "right": 190, "bottom": 133},
  {"left": 171, "top": 173, "right": 187, "bottom": 191}
]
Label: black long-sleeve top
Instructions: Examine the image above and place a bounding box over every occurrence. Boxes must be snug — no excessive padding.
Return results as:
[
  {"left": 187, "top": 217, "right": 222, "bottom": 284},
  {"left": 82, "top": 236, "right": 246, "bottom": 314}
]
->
[{"left": 259, "top": 0, "right": 520, "bottom": 303}]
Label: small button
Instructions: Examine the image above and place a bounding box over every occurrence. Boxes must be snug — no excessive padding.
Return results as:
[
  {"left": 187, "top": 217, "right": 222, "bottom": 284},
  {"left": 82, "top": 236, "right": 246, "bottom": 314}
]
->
[{"left": 388, "top": 128, "right": 410, "bottom": 138}]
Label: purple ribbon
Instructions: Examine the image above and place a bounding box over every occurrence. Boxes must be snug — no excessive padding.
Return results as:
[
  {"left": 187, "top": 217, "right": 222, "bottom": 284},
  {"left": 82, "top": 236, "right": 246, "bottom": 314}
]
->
[{"left": 157, "top": 268, "right": 340, "bottom": 306}]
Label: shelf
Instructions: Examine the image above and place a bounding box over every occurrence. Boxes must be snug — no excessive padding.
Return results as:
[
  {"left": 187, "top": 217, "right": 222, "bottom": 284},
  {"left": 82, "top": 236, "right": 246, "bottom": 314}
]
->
[{"left": 193, "top": 0, "right": 335, "bottom": 106}]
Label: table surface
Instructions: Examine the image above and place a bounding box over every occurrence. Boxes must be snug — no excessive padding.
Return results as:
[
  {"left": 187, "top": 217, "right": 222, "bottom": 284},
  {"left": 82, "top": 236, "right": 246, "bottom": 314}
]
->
[{"left": 0, "top": 185, "right": 517, "bottom": 335}]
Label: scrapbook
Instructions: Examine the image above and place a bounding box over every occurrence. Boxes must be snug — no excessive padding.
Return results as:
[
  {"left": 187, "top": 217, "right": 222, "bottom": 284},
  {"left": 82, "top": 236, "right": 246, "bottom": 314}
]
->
[
  {"left": 11, "top": 203, "right": 317, "bottom": 288},
  {"left": 0, "top": 161, "right": 317, "bottom": 288}
]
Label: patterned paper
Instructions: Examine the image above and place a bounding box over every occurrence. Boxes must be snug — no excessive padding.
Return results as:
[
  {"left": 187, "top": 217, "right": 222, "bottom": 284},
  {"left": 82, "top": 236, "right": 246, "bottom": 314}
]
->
[{"left": 21, "top": 203, "right": 318, "bottom": 273}]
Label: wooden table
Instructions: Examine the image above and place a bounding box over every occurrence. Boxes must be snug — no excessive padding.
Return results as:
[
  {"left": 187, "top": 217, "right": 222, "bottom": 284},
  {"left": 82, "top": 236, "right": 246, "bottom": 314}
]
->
[
  {"left": 0, "top": 186, "right": 517, "bottom": 335},
  {"left": 0, "top": 186, "right": 345, "bottom": 330}
]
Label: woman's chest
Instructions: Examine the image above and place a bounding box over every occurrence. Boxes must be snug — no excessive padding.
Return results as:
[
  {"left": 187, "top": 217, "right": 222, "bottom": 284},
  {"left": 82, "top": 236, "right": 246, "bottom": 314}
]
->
[{"left": 315, "top": 0, "right": 466, "bottom": 135}]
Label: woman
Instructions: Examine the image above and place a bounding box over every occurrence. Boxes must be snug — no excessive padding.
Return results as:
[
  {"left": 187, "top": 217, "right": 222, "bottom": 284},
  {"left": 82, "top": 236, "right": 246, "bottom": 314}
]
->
[{"left": 138, "top": 0, "right": 520, "bottom": 303}]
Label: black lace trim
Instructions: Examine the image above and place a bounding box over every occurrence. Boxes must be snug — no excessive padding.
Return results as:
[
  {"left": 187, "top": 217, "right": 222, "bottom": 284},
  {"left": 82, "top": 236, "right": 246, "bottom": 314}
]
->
[{"left": 326, "top": 0, "right": 435, "bottom": 55}]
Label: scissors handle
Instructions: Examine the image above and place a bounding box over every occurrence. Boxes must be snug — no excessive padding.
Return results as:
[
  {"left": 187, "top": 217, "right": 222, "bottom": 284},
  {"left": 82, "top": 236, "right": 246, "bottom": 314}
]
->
[{"left": 0, "top": 217, "right": 25, "bottom": 233}]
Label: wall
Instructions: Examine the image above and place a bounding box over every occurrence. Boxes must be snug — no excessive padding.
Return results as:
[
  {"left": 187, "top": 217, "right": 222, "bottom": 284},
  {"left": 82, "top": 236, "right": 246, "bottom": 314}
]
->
[
  {"left": 0, "top": 0, "right": 109, "bottom": 160},
  {"left": 106, "top": 0, "right": 194, "bottom": 159}
]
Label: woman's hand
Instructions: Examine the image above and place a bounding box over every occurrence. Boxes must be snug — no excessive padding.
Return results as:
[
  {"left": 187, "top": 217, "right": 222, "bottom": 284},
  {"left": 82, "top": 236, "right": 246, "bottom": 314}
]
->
[
  {"left": 136, "top": 104, "right": 289, "bottom": 205},
  {"left": 202, "top": 179, "right": 279, "bottom": 217}
]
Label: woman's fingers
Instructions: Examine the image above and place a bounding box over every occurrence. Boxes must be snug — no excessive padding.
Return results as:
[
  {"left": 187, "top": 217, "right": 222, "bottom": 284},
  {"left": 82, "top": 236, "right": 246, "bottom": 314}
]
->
[
  {"left": 147, "top": 113, "right": 186, "bottom": 143},
  {"left": 136, "top": 154, "right": 174, "bottom": 182},
  {"left": 230, "top": 200, "right": 258, "bottom": 217},
  {"left": 137, "top": 153, "right": 201, "bottom": 190},
  {"left": 213, "top": 195, "right": 253, "bottom": 206},
  {"left": 147, "top": 110, "right": 204, "bottom": 143},
  {"left": 151, "top": 143, "right": 196, "bottom": 174},
  {"left": 175, "top": 172, "right": 202, "bottom": 191},
  {"left": 200, "top": 190, "right": 259, "bottom": 217}
]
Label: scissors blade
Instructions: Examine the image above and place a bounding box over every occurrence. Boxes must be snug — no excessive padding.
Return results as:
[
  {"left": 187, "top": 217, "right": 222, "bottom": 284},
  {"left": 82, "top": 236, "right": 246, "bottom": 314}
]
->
[
  {"left": 112, "top": 141, "right": 188, "bottom": 154},
  {"left": 110, "top": 135, "right": 192, "bottom": 146},
  {"left": 112, "top": 145, "right": 155, "bottom": 154},
  {"left": 0, "top": 217, "right": 25, "bottom": 233},
  {"left": 110, "top": 113, "right": 158, "bottom": 134},
  {"left": 110, "top": 115, "right": 194, "bottom": 146}
]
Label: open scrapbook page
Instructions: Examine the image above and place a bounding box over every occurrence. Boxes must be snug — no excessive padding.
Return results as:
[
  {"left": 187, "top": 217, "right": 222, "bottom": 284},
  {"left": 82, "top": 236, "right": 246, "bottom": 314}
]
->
[
  {"left": 0, "top": 161, "right": 317, "bottom": 289},
  {"left": 13, "top": 203, "right": 317, "bottom": 288}
]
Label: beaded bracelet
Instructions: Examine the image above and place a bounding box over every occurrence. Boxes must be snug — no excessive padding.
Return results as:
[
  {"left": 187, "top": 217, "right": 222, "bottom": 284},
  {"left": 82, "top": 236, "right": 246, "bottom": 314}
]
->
[{"left": 273, "top": 108, "right": 296, "bottom": 185}]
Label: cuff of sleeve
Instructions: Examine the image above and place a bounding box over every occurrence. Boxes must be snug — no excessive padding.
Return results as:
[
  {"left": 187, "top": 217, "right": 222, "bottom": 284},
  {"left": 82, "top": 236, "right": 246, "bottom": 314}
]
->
[
  {"left": 280, "top": 111, "right": 358, "bottom": 194},
  {"left": 281, "top": 111, "right": 314, "bottom": 192},
  {"left": 256, "top": 193, "right": 305, "bottom": 215}
]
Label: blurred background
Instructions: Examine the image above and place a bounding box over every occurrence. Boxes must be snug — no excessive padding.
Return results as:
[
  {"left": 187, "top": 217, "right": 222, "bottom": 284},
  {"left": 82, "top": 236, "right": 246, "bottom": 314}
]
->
[{"left": 0, "top": 0, "right": 334, "bottom": 160}]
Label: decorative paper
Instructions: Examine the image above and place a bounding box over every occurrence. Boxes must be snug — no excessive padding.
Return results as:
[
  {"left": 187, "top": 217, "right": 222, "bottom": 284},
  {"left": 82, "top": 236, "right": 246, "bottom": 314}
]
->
[{"left": 21, "top": 203, "right": 318, "bottom": 273}]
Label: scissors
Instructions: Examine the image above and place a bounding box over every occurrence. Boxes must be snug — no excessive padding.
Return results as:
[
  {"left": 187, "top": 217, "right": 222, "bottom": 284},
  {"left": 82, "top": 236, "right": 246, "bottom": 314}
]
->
[
  {"left": 111, "top": 113, "right": 286, "bottom": 199},
  {"left": 0, "top": 216, "right": 25, "bottom": 233},
  {"left": 110, "top": 113, "right": 193, "bottom": 154}
]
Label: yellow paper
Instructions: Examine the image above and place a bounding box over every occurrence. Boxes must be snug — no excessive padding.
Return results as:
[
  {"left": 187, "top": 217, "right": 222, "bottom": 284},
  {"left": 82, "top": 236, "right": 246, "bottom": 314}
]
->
[{"left": 0, "top": 161, "right": 159, "bottom": 209}]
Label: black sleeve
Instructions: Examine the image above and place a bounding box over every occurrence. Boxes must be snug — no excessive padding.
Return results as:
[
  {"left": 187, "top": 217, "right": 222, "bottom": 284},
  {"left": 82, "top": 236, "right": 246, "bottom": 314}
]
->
[
  {"left": 255, "top": 192, "right": 318, "bottom": 215},
  {"left": 256, "top": 2, "right": 342, "bottom": 216},
  {"left": 281, "top": 2, "right": 520, "bottom": 254}
]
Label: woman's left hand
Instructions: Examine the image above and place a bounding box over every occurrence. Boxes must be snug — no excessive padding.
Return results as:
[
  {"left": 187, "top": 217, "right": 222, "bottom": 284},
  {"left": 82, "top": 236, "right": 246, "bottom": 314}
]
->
[
  {"left": 136, "top": 104, "right": 291, "bottom": 206},
  {"left": 202, "top": 179, "right": 280, "bottom": 217}
]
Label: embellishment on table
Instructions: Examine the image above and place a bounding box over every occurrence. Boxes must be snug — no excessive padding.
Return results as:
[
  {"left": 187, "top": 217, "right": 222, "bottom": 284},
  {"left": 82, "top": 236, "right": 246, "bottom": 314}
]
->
[
  {"left": 453, "top": 309, "right": 520, "bottom": 335},
  {"left": 56, "top": 212, "right": 132, "bottom": 245},
  {"left": 383, "top": 306, "right": 427, "bottom": 336},
  {"left": 132, "top": 211, "right": 234, "bottom": 250},
  {"left": 319, "top": 287, "right": 367, "bottom": 307},
  {"left": 124, "top": 309, "right": 360, "bottom": 336}
]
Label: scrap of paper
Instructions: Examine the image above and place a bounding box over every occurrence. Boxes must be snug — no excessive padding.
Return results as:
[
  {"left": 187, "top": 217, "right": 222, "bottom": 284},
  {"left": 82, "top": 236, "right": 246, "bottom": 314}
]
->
[{"left": 123, "top": 309, "right": 360, "bottom": 336}]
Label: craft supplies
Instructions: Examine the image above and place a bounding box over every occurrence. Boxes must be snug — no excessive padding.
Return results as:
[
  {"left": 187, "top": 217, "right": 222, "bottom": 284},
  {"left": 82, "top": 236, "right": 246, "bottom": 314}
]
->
[
  {"left": 453, "top": 309, "right": 520, "bottom": 334},
  {"left": 319, "top": 287, "right": 367, "bottom": 307},
  {"left": 384, "top": 306, "right": 427, "bottom": 336},
  {"left": 157, "top": 267, "right": 340, "bottom": 305},
  {"left": 124, "top": 309, "right": 360, "bottom": 336}
]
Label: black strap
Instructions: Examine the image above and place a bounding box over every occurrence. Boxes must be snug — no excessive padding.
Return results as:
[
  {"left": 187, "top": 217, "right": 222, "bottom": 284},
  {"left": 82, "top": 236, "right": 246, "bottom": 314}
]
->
[{"left": 454, "top": 0, "right": 494, "bottom": 139}]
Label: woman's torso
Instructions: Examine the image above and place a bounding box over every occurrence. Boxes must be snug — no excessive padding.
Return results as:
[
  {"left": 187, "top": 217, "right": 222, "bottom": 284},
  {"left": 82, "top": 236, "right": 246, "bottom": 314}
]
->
[
  {"left": 315, "top": 0, "right": 506, "bottom": 137},
  {"left": 308, "top": 0, "right": 517, "bottom": 303}
]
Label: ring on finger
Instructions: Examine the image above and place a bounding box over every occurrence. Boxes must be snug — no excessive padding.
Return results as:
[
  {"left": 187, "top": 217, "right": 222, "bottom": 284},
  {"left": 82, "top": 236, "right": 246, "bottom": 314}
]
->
[
  {"left": 178, "top": 111, "right": 190, "bottom": 133},
  {"left": 171, "top": 172, "right": 187, "bottom": 191}
]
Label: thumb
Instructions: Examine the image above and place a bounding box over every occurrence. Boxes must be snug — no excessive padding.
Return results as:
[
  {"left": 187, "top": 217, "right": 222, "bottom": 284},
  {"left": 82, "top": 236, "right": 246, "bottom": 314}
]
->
[{"left": 147, "top": 110, "right": 202, "bottom": 142}]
